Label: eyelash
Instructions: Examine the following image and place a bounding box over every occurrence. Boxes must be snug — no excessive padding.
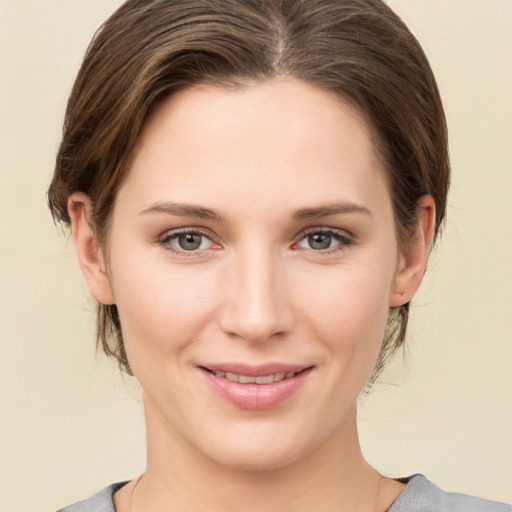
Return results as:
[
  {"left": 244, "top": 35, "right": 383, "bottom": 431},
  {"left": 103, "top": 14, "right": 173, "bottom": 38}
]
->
[
  {"left": 294, "top": 228, "right": 354, "bottom": 254},
  {"left": 159, "top": 228, "right": 217, "bottom": 255},
  {"left": 158, "top": 227, "right": 354, "bottom": 255}
]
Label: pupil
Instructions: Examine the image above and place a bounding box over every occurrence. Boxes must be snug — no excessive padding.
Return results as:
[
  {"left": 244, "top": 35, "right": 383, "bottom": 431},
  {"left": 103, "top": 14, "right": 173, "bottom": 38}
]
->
[
  {"left": 179, "top": 233, "right": 202, "bottom": 250},
  {"left": 309, "top": 233, "right": 331, "bottom": 250}
]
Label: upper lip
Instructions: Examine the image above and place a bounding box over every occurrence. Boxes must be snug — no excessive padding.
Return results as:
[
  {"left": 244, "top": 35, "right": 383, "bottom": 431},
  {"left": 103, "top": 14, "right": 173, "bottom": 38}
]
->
[{"left": 200, "top": 363, "right": 312, "bottom": 376}]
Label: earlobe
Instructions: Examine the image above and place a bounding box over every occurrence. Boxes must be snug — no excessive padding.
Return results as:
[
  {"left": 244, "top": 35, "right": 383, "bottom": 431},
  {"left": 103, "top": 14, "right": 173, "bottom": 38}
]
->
[
  {"left": 68, "top": 192, "right": 115, "bottom": 305},
  {"left": 389, "top": 195, "right": 436, "bottom": 307}
]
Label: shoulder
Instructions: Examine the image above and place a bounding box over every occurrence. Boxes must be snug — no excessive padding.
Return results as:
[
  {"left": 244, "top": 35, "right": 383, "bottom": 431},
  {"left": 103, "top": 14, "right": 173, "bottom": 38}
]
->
[
  {"left": 56, "top": 482, "right": 127, "bottom": 512},
  {"left": 389, "top": 474, "right": 511, "bottom": 512}
]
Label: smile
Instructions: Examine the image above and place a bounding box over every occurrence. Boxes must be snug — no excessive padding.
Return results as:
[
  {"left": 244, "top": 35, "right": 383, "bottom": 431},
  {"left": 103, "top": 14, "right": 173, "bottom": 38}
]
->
[
  {"left": 207, "top": 369, "right": 298, "bottom": 384},
  {"left": 200, "top": 365, "right": 313, "bottom": 410}
]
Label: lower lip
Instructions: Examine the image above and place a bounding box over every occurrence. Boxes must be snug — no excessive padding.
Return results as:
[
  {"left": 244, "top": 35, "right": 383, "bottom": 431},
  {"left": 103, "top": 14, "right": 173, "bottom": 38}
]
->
[{"left": 201, "top": 368, "right": 312, "bottom": 410}]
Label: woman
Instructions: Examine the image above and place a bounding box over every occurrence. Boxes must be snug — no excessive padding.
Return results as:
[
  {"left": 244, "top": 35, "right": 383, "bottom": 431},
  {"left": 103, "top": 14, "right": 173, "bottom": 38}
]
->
[{"left": 47, "top": 0, "right": 510, "bottom": 510}]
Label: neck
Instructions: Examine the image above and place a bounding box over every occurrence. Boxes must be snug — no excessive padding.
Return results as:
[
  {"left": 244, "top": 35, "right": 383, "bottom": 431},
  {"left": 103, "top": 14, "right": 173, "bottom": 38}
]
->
[{"left": 120, "top": 395, "right": 398, "bottom": 512}]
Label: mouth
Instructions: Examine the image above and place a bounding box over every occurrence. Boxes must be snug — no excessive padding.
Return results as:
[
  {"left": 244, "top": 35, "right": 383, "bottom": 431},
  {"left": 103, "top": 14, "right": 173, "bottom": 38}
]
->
[
  {"left": 199, "top": 364, "right": 313, "bottom": 410},
  {"left": 202, "top": 368, "right": 301, "bottom": 384}
]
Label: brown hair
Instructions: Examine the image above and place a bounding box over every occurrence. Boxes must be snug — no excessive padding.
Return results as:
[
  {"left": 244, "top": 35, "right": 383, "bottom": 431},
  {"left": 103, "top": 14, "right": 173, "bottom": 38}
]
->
[{"left": 48, "top": 0, "right": 450, "bottom": 386}]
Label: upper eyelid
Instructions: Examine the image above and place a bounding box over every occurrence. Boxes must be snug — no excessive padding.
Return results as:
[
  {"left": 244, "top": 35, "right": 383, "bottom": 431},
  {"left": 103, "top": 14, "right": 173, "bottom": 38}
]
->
[
  {"left": 301, "top": 226, "right": 348, "bottom": 234},
  {"left": 159, "top": 226, "right": 213, "bottom": 240},
  {"left": 297, "top": 226, "right": 354, "bottom": 240}
]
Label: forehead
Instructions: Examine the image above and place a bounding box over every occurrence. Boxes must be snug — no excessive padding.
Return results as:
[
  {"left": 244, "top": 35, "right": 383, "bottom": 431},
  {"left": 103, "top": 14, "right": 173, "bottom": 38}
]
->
[{"left": 121, "top": 79, "right": 389, "bottom": 215}]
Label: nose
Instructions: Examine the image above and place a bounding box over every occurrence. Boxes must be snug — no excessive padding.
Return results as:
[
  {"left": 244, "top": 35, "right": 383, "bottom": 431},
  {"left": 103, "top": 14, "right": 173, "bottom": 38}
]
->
[{"left": 218, "top": 248, "right": 294, "bottom": 343}]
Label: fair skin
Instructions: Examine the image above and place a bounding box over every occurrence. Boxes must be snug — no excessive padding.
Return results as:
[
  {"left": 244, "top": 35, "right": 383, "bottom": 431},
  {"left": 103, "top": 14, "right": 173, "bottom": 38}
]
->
[{"left": 69, "top": 79, "right": 435, "bottom": 511}]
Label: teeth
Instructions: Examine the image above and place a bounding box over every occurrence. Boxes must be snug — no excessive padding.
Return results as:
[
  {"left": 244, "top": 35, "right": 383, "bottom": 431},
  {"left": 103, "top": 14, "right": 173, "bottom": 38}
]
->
[
  {"left": 213, "top": 370, "right": 297, "bottom": 384},
  {"left": 255, "top": 375, "right": 274, "bottom": 384}
]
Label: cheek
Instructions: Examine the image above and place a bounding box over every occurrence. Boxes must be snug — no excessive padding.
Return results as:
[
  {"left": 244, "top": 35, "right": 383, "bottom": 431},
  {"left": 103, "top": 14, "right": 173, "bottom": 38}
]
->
[
  {"left": 108, "top": 250, "right": 219, "bottom": 363},
  {"left": 299, "top": 261, "right": 394, "bottom": 381},
  {"left": 303, "top": 263, "right": 393, "bottom": 337}
]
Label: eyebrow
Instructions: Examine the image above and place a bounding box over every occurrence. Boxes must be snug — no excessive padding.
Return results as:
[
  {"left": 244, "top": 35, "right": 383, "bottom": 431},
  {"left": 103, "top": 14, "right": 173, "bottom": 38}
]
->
[
  {"left": 139, "top": 202, "right": 223, "bottom": 221},
  {"left": 292, "top": 202, "right": 373, "bottom": 220},
  {"left": 139, "top": 201, "right": 372, "bottom": 222}
]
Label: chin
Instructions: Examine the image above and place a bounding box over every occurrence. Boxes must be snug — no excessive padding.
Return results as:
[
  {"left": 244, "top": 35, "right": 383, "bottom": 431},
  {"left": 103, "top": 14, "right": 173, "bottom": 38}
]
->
[
  {"left": 198, "top": 422, "right": 322, "bottom": 473},
  {"left": 211, "top": 446, "right": 303, "bottom": 473}
]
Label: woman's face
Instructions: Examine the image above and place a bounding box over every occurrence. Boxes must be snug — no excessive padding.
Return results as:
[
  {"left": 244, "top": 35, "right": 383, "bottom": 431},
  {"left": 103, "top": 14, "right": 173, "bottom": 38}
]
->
[{"left": 98, "top": 80, "right": 417, "bottom": 469}]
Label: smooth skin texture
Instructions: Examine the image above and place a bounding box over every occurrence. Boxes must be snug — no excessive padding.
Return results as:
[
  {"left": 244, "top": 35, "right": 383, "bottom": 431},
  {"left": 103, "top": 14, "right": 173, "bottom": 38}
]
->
[{"left": 69, "top": 79, "right": 435, "bottom": 511}]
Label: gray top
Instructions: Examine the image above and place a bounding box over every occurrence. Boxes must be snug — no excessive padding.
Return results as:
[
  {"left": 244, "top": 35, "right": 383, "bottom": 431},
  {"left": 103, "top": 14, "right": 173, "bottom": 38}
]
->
[{"left": 57, "top": 474, "right": 511, "bottom": 512}]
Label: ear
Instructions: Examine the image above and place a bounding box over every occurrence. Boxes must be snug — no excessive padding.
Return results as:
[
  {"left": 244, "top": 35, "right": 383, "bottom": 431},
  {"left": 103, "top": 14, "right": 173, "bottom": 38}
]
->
[
  {"left": 68, "top": 192, "right": 115, "bottom": 305},
  {"left": 389, "top": 195, "right": 436, "bottom": 307}
]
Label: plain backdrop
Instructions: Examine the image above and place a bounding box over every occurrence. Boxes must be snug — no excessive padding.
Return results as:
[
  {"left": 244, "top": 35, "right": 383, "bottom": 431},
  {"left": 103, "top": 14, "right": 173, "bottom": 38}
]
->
[{"left": 1, "top": 1, "right": 511, "bottom": 510}]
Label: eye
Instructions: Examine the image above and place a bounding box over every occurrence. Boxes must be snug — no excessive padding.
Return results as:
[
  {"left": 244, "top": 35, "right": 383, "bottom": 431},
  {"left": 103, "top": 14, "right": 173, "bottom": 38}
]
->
[
  {"left": 296, "top": 229, "right": 353, "bottom": 252},
  {"left": 160, "top": 229, "right": 215, "bottom": 252}
]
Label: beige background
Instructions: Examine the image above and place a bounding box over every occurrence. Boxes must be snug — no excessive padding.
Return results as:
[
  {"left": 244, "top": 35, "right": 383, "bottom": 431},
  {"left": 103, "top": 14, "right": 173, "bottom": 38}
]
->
[{"left": 1, "top": 1, "right": 511, "bottom": 510}]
